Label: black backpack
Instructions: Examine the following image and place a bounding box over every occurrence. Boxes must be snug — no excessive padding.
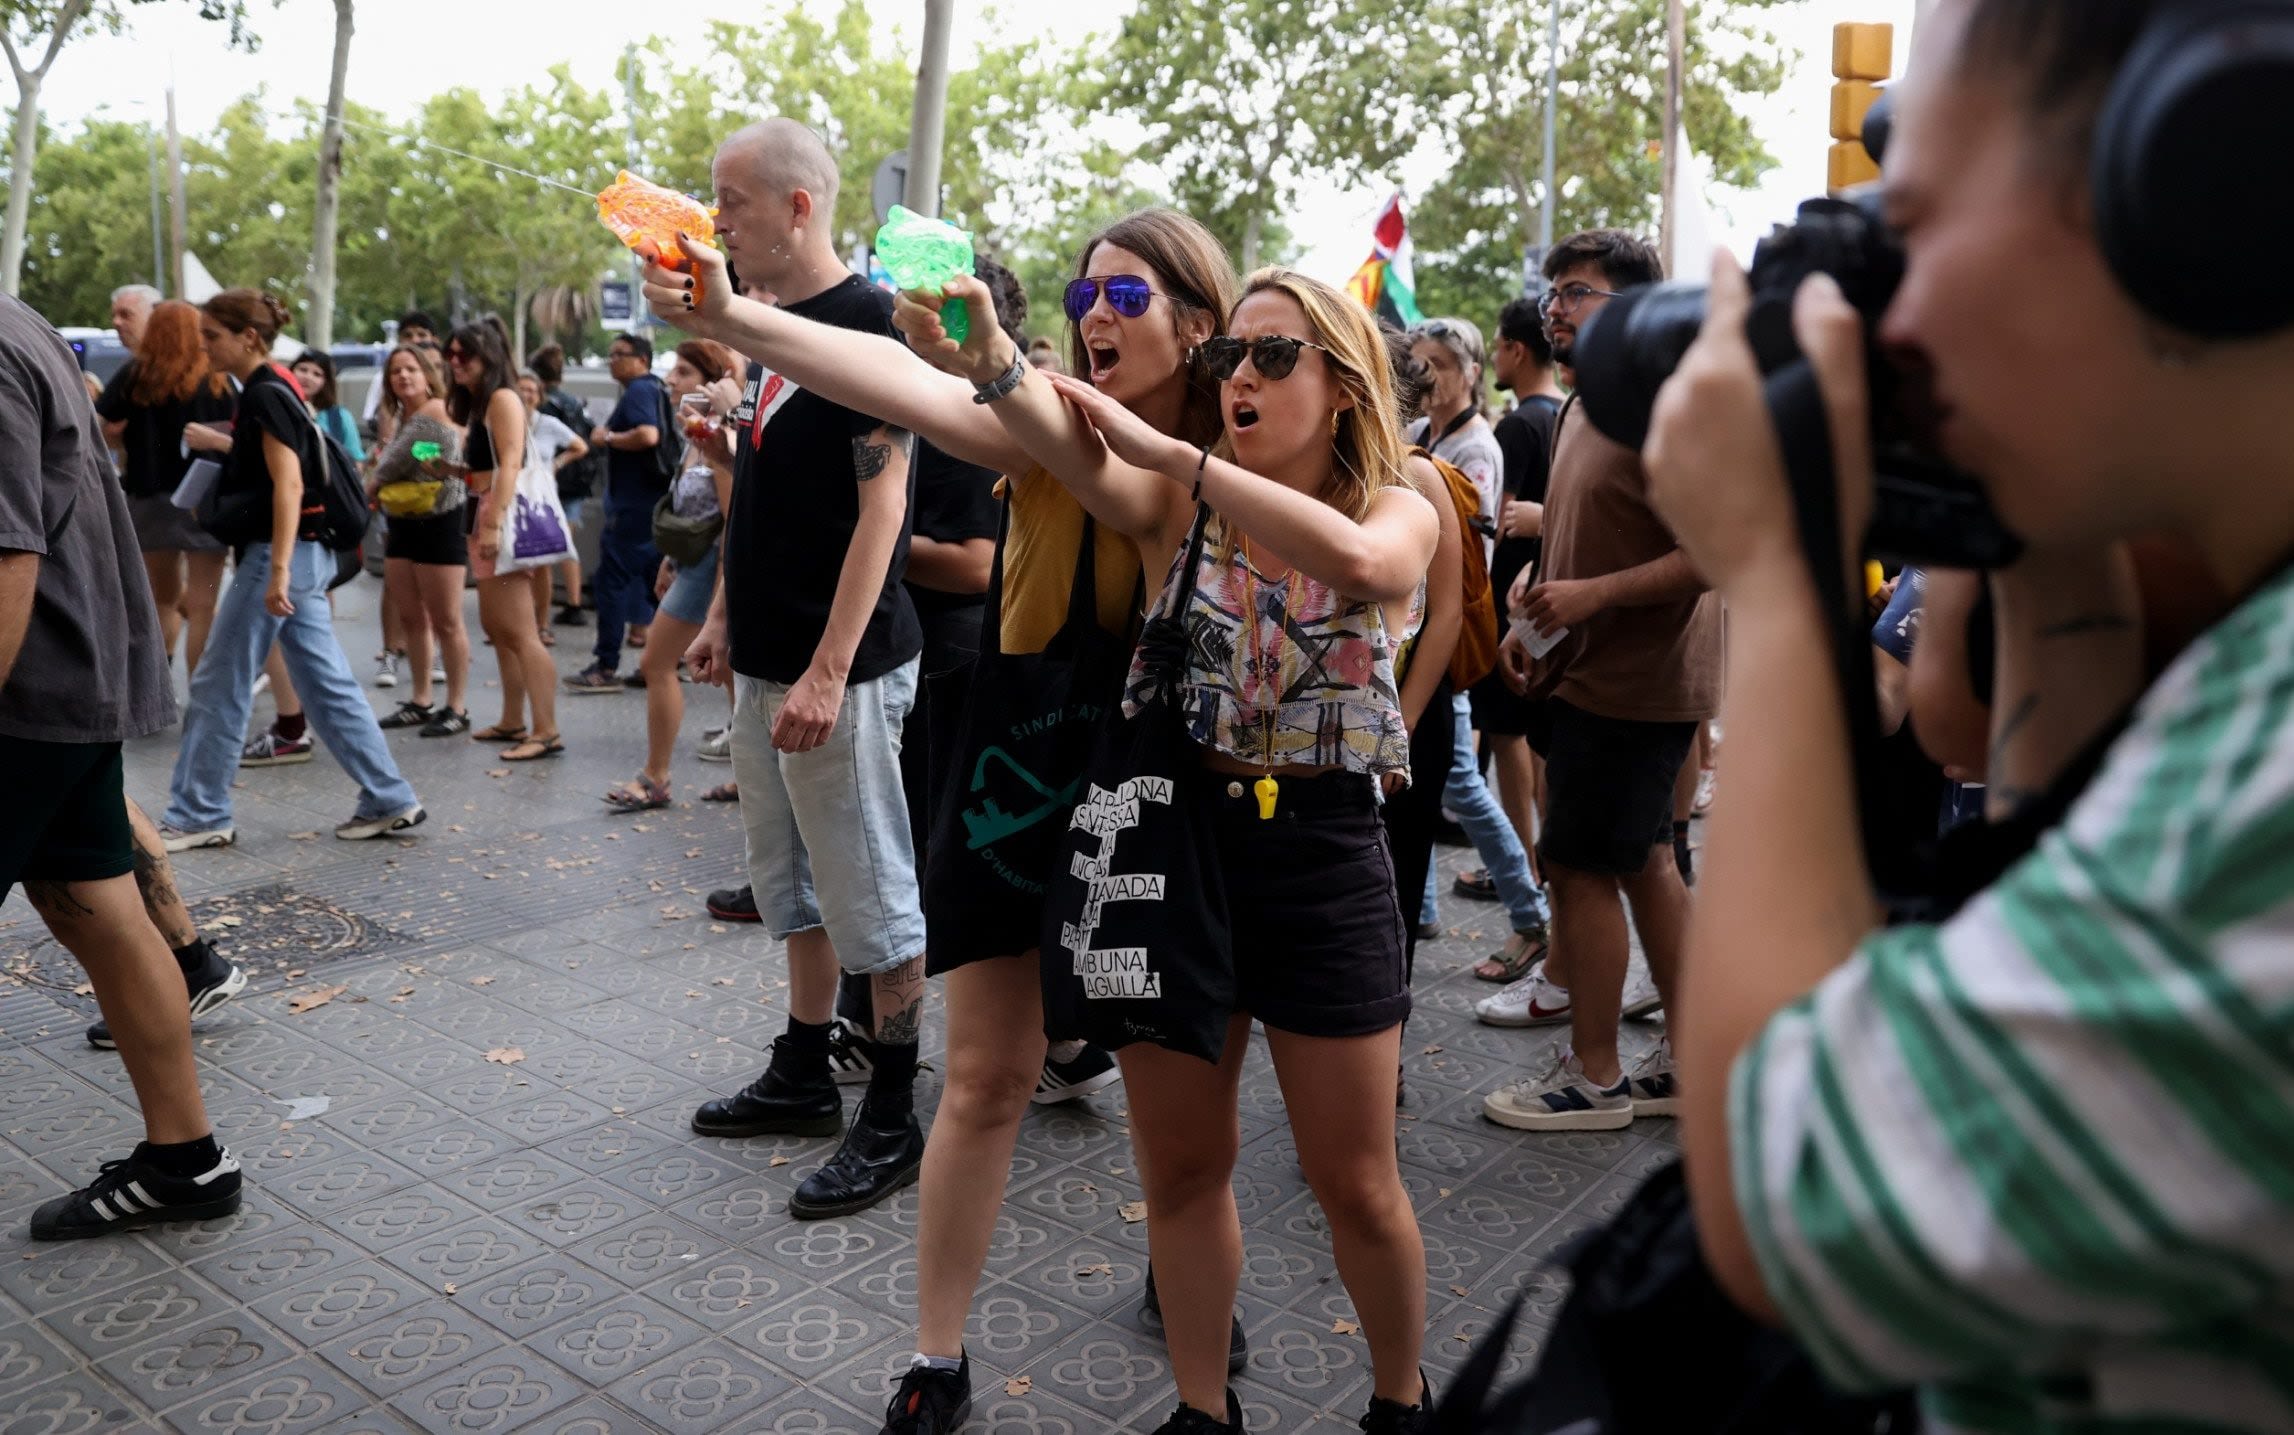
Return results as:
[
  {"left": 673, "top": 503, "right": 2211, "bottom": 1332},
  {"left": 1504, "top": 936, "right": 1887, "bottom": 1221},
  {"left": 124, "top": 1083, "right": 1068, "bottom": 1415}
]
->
[
  {"left": 648, "top": 383, "right": 684, "bottom": 486},
  {"left": 541, "top": 388, "right": 603, "bottom": 500},
  {"left": 304, "top": 418, "right": 372, "bottom": 552}
]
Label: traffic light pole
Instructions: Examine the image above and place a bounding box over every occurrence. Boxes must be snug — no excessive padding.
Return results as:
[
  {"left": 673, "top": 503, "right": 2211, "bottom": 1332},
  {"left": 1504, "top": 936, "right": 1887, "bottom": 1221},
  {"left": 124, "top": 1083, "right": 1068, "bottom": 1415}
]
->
[{"left": 903, "top": 0, "right": 954, "bottom": 218}]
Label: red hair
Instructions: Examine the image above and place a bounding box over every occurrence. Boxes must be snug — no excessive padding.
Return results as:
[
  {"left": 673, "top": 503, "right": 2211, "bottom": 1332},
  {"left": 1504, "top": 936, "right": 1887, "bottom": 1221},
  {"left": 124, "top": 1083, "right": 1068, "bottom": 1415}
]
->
[{"left": 131, "top": 300, "right": 228, "bottom": 406}]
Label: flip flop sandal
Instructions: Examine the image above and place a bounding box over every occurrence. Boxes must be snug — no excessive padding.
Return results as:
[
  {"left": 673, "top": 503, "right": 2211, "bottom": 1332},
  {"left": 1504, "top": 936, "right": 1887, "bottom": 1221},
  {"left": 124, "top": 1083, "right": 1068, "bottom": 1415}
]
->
[
  {"left": 1474, "top": 936, "right": 1547, "bottom": 984},
  {"left": 702, "top": 782, "right": 739, "bottom": 803},
  {"left": 502, "top": 735, "right": 565, "bottom": 762},
  {"left": 604, "top": 776, "right": 671, "bottom": 812},
  {"left": 471, "top": 724, "right": 527, "bottom": 743}
]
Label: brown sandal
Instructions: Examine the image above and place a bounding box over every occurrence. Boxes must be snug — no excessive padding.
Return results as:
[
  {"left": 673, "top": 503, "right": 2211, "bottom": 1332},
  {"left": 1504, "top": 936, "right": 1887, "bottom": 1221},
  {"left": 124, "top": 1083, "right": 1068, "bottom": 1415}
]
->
[
  {"left": 502, "top": 734, "right": 565, "bottom": 762},
  {"left": 701, "top": 781, "right": 739, "bottom": 803},
  {"left": 604, "top": 775, "right": 671, "bottom": 812},
  {"left": 471, "top": 723, "right": 527, "bottom": 743},
  {"left": 1474, "top": 933, "right": 1547, "bottom": 983}
]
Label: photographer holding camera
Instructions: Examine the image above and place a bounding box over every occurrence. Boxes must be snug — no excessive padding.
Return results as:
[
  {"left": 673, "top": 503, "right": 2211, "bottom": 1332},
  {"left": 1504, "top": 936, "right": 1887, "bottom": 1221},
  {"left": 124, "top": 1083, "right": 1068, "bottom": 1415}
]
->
[{"left": 1638, "top": 1, "right": 2294, "bottom": 1428}]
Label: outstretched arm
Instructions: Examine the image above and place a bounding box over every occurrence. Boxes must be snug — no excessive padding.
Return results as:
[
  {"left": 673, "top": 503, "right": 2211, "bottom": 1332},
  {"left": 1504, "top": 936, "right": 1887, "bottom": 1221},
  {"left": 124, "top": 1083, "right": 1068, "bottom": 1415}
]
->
[{"left": 640, "top": 244, "right": 1027, "bottom": 476}]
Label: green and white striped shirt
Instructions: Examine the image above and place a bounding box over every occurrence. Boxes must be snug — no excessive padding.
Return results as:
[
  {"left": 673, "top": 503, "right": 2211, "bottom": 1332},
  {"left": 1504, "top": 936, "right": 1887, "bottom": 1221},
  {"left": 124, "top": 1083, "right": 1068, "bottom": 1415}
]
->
[{"left": 1732, "top": 567, "right": 2294, "bottom": 1435}]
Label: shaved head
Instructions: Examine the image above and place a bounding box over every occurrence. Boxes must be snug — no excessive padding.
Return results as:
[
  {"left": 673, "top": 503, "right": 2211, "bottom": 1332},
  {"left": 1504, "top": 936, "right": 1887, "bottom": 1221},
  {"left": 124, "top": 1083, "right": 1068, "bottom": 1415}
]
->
[{"left": 721, "top": 118, "right": 841, "bottom": 210}]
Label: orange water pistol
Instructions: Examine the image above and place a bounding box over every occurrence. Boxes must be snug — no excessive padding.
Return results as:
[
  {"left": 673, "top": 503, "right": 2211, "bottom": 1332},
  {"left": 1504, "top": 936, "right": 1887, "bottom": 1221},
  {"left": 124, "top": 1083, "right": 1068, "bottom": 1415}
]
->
[{"left": 596, "top": 170, "right": 719, "bottom": 300}]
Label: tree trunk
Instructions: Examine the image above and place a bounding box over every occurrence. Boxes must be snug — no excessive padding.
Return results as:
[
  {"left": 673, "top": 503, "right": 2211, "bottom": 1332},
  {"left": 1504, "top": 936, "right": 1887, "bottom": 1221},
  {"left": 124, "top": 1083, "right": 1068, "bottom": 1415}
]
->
[
  {"left": 307, "top": 0, "right": 355, "bottom": 350},
  {"left": 511, "top": 279, "right": 528, "bottom": 368},
  {"left": 1241, "top": 209, "right": 1263, "bottom": 276},
  {"left": 1, "top": 74, "right": 41, "bottom": 297},
  {"left": 166, "top": 88, "right": 188, "bottom": 299}
]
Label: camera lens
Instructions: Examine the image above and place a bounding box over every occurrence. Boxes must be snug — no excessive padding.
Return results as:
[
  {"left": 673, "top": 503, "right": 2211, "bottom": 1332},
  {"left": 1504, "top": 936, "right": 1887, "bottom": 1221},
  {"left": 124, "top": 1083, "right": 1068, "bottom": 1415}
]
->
[{"left": 1571, "top": 282, "right": 1710, "bottom": 453}]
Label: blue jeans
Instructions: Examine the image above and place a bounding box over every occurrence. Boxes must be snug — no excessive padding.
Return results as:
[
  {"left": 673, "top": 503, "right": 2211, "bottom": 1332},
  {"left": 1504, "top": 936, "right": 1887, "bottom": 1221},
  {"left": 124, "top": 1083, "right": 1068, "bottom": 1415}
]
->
[
  {"left": 164, "top": 541, "right": 419, "bottom": 832},
  {"left": 591, "top": 498, "right": 660, "bottom": 673},
  {"left": 1441, "top": 693, "right": 1549, "bottom": 935}
]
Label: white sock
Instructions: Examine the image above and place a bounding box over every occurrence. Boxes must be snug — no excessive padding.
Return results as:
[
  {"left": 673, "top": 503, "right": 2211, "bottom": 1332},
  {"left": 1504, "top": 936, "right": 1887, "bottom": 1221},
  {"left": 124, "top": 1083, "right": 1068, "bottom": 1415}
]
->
[
  {"left": 1047, "top": 1038, "right": 1087, "bottom": 1064},
  {"left": 911, "top": 1352, "right": 964, "bottom": 1373}
]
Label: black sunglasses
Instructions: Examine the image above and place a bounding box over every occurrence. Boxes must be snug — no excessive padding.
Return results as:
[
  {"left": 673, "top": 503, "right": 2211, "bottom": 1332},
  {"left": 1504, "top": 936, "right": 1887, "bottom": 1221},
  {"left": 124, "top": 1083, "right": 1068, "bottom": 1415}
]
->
[
  {"left": 1063, "top": 275, "right": 1166, "bottom": 323},
  {"left": 1197, "top": 334, "right": 1333, "bottom": 382}
]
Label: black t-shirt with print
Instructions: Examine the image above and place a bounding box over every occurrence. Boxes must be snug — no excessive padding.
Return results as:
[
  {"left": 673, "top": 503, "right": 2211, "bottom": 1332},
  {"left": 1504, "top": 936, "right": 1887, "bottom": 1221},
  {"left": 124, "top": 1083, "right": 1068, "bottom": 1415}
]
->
[
  {"left": 1490, "top": 393, "right": 1562, "bottom": 600},
  {"left": 94, "top": 362, "right": 238, "bottom": 498},
  {"left": 906, "top": 440, "right": 999, "bottom": 620},
  {"left": 725, "top": 276, "right": 920, "bottom": 685}
]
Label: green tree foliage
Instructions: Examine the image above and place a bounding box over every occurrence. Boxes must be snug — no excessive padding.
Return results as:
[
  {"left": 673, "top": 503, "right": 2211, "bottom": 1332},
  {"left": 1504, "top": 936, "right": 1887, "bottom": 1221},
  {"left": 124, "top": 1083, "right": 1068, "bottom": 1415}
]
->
[
  {"left": 1409, "top": 0, "right": 1789, "bottom": 343},
  {"left": 1108, "top": 0, "right": 1443, "bottom": 274},
  {"left": 8, "top": 0, "right": 1792, "bottom": 355}
]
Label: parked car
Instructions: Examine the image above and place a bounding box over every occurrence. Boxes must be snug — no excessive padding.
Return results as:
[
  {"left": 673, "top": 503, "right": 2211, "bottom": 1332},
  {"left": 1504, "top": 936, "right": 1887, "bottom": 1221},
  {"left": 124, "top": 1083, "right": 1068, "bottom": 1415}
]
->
[{"left": 58, "top": 327, "right": 132, "bottom": 384}]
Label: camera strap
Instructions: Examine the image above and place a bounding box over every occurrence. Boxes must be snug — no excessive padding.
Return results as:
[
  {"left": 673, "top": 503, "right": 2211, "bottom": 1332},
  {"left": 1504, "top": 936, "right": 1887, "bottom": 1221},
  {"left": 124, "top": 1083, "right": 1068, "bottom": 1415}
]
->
[{"left": 1764, "top": 358, "right": 1894, "bottom": 880}]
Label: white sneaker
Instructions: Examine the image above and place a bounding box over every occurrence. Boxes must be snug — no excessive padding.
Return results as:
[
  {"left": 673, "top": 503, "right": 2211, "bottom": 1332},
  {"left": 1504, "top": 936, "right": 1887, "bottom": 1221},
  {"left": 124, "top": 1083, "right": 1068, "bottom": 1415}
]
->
[
  {"left": 1481, "top": 1050, "right": 1634, "bottom": 1132},
  {"left": 696, "top": 726, "right": 733, "bottom": 763},
  {"left": 373, "top": 652, "right": 400, "bottom": 689},
  {"left": 1476, "top": 959, "right": 1573, "bottom": 1028},
  {"left": 336, "top": 804, "right": 426, "bottom": 841},
  {"left": 430, "top": 663, "right": 446, "bottom": 684},
  {"left": 1624, "top": 1039, "right": 1681, "bottom": 1117},
  {"left": 1622, "top": 970, "right": 1665, "bottom": 1021},
  {"left": 157, "top": 823, "right": 234, "bottom": 853}
]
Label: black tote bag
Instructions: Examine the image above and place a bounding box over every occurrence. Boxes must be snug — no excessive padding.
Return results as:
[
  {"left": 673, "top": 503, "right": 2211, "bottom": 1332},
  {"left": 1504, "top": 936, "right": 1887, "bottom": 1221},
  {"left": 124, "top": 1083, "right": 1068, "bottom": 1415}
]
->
[
  {"left": 921, "top": 500, "right": 1138, "bottom": 972},
  {"left": 1038, "top": 505, "right": 1235, "bottom": 1063}
]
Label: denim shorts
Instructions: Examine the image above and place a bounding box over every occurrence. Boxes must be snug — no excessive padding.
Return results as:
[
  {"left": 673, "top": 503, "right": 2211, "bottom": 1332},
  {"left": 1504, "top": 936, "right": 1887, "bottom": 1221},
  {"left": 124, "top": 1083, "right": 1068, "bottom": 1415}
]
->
[
  {"left": 658, "top": 546, "right": 718, "bottom": 628},
  {"left": 731, "top": 658, "right": 926, "bottom": 974}
]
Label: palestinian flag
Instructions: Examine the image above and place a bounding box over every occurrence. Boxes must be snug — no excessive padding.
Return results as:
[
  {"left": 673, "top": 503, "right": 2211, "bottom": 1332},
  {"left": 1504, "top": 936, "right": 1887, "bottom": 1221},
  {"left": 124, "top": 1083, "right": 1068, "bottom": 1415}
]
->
[{"left": 1345, "top": 193, "right": 1423, "bottom": 329}]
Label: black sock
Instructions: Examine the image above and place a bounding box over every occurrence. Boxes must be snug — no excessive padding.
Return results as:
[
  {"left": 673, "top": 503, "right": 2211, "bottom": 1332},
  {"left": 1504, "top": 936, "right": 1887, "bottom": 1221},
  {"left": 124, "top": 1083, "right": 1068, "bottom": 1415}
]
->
[
  {"left": 171, "top": 937, "right": 213, "bottom": 979},
  {"left": 865, "top": 1041, "right": 919, "bottom": 1121},
  {"left": 1673, "top": 821, "right": 1694, "bottom": 885},
  {"left": 140, "top": 1133, "right": 221, "bottom": 1178},
  {"left": 775, "top": 1017, "right": 832, "bottom": 1082},
  {"left": 274, "top": 712, "right": 307, "bottom": 742}
]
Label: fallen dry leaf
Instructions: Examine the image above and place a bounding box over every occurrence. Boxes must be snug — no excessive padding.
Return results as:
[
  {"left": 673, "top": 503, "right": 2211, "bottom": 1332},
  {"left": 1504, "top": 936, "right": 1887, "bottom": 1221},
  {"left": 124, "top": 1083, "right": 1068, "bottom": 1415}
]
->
[
  {"left": 289, "top": 831, "right": 317, "bottom": 841},
  {"left": 1421, "top": 1044, "right": 1444, "bottom": 1055},
  {"left": 214, "top": 915, "right": 243, "bottom": 928},
  {"left": 768, "top": 1156, "right": 790, "bottom": 1168},
  {"left": 469, "top": 976, "right": 495, "bottom": 987},
  {"left": 1004, "top": 1376, "right": 1032, "bottom": 1396},
  {"left": 1450, "top": 1284, "right": 1470, "bottom": 1297},
  {"left": 71, "top": 983, "right": 93, "bottom": 997},
  {"left": 712, "top": 978, "right": 734, "bottom": 987},
  {"left": 1118, "top": 1201, "right": 1147, "bottom": 1224},
  {"left": 486, "top": 768, "right": 509, "bottom": 779},
  {"left": 1077, "top": 1262, "right": 1114, "bottom": 1278},
  {"left": 1333, "top": 1319, "right": 1360, "bottom": 1336},
  {"left": 287, "top": 984, "right": 347, "bottom": 1014},
  {"left": 1438, "top": 1188, "right": 1452, "bottom": 1199},
  {"left": 443, "top": 1283, "right": 458, "bottom": 1295},
  {"left": 484, "top": 1046, "right": 526, "bottom": 1065}
]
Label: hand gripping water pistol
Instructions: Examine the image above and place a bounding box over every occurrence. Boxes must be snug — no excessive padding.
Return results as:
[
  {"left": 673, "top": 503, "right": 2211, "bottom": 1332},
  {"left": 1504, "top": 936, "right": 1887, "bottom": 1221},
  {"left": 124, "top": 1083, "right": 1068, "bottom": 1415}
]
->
[
  {"left": 597, "top": 170, "right": 718, "bottom": 297},
  {"left": 875, "top": 204, "right": 976, "bottom": 342}
]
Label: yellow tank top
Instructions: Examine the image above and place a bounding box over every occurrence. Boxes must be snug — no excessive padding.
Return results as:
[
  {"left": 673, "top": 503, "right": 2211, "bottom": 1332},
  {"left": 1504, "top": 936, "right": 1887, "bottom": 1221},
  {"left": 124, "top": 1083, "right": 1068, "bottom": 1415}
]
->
[{"left": 995, "top": 465, "right": 1145, "bottom": 653}]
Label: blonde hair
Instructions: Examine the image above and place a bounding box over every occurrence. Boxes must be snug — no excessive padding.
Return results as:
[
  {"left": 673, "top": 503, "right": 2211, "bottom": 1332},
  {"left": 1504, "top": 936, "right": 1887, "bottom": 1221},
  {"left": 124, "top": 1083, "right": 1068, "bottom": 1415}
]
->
[{"left": 1235, "top": 267, "right": 1409, "bottom": 524}]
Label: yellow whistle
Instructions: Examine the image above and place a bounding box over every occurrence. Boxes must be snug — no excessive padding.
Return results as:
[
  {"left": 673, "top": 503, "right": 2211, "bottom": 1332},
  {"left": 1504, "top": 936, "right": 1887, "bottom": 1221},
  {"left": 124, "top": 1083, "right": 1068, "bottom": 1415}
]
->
[{"left": 1255, "top": 775, "right": 1279, "bottom": 820}]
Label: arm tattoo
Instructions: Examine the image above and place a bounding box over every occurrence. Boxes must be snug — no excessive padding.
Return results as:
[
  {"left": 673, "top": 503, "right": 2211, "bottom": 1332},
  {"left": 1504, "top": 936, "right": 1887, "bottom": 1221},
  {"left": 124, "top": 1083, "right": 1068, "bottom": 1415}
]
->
[
  {"left": 2038, "top": 613, "right": 2137, "bottom": 640},
  {"left": 851, "top": 426, "right": 912, "bottom": 483}
]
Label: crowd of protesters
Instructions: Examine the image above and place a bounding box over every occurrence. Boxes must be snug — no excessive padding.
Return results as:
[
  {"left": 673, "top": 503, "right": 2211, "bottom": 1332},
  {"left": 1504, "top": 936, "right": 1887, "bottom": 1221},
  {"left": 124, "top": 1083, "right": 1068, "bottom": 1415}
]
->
[{"left": 7, "top": 3, "right": 2292, "bottom": 1430}]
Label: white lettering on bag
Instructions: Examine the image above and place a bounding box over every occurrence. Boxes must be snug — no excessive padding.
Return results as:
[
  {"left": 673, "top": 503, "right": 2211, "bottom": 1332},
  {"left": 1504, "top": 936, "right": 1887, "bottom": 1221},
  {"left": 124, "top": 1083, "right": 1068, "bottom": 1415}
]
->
[{"left": 1058, "top": 777, "right": 1175, "bottom": 1003}]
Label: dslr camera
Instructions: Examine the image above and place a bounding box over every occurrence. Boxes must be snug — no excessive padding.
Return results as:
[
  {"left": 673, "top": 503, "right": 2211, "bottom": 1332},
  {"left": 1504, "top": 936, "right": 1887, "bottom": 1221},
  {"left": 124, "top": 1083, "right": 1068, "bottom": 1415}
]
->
[{"left": 1570, "top": 101, "right": 2023, "bottom": 571}]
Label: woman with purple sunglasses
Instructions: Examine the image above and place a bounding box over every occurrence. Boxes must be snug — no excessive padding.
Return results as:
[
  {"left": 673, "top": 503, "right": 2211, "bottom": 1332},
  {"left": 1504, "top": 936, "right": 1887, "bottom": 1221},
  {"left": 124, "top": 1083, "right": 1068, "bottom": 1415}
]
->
[{"left": 643, "top": 200, "right": 1237, "bottom": 1435}]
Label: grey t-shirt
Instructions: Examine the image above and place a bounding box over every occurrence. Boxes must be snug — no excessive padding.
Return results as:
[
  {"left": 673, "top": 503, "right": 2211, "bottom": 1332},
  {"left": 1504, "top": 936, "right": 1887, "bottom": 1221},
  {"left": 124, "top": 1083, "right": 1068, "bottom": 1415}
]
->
[
  {"left": 1409, "top": 412, "right": 1506, "bottom": 564},
  {"left": 0, "top": 295, "right": 176, "bottom": 743}
]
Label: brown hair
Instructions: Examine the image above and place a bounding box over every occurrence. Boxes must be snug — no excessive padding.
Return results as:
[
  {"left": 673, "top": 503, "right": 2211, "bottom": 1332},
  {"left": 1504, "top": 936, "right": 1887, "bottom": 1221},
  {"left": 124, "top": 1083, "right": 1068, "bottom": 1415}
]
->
[
  {"left": 672, "top": 339, "right": 741, "bottom": 385},
  {"left": 527, "top": 343, "right": 566, "bottom": 386},
  {"left": 1069, "top": 208, "right": 1237, "bottom": 450},
  {"left": 201, "top": 288, "right": 292, "bottom": 346},
  {"left": 1542, "top": 229, "right": 1664, "bottom": 290},
  {"left": 378, "top": 344, "right": 446, "bottom": 427},
  {"left": 131, "top": 299, "right": 228, "bottom": 406},
  {"left": 1957, "top": 0, "right": 2164, "bottom": 163}
]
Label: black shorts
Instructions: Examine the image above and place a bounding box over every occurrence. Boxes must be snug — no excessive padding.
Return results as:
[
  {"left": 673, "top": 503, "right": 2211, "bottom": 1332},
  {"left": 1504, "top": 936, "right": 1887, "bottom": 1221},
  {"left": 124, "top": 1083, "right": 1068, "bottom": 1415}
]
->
[
  {"left": 0, "top": 737, "right": 134, "bottom": 905},
  {"left": 1469, "top": 667, "right": 1537, "bottom": 738},
  {"left": 1202, "top": 769, "right": 1410, "bottom": 1038},
  {"left": 1525, "top": 699, "right": 1696, "bottom": 877},
  {"left": 383, "top": 510, "right": 469, "bottom": 567}
]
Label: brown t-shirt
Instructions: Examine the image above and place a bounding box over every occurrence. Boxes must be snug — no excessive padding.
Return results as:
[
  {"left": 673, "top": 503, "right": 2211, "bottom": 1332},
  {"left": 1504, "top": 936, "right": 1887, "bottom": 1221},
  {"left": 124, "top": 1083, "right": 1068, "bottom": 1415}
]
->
[{"left": 1533, "top": 398, "right": 1721, "bottom": 723}]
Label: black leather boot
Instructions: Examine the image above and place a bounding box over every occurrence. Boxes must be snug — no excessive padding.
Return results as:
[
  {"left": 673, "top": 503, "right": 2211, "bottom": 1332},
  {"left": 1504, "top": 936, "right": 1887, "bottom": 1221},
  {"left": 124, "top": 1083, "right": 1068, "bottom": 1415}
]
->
[
  {"left": 691, "top": 1038, "right": 843, "bottom": 1138},
  {"left": 788, "top": 1098, "right": 924, "bottom": 1218}
]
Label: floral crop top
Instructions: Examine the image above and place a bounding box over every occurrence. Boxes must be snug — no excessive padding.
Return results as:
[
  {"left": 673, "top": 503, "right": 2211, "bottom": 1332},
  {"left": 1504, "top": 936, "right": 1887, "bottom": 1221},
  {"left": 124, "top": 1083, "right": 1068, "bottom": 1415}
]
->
[{"left": 1124, "top": 513, "right": 1417, "bottom": 778}]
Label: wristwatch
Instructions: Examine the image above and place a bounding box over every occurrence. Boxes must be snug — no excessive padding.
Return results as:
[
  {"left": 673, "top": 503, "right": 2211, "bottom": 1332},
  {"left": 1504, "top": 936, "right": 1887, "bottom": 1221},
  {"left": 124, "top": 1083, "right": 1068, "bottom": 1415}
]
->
[{"left": 972, "top": 350, "right": 1028, "bottom": 405}]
